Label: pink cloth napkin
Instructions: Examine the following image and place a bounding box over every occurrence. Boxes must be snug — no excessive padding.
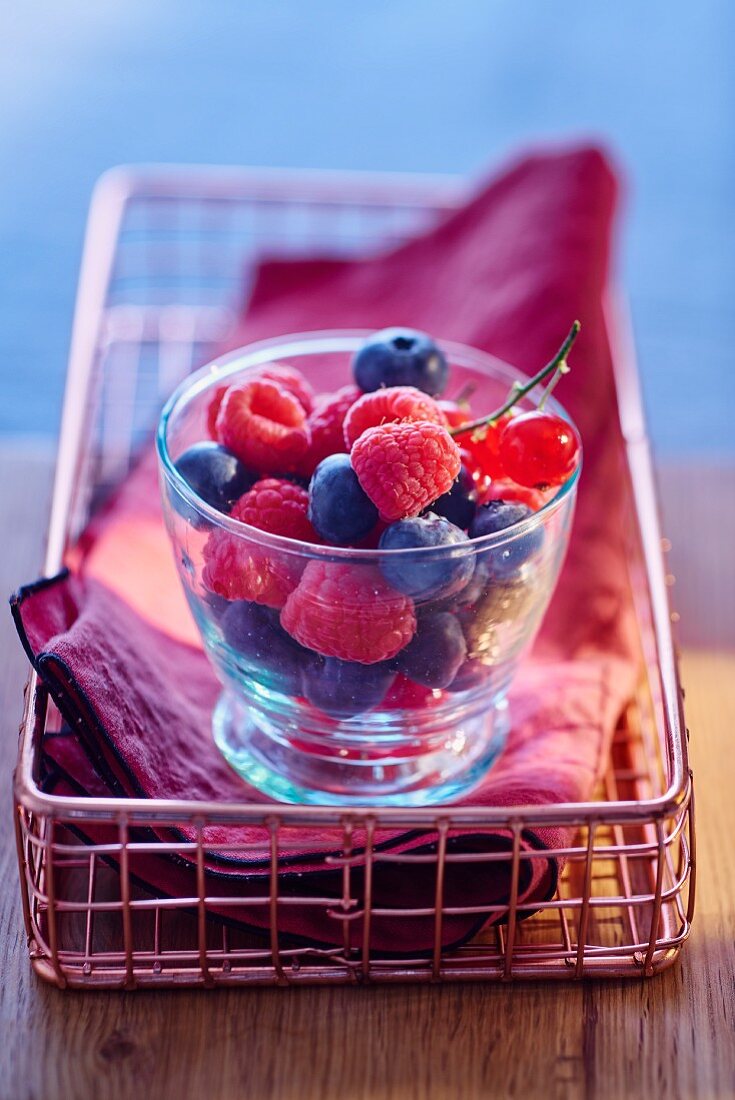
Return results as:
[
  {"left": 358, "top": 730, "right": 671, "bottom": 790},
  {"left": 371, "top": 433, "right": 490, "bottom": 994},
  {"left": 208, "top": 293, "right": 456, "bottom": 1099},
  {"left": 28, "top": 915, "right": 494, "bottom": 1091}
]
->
[{"left": 11, "top": 145, "right": 639, "bottom": 953}]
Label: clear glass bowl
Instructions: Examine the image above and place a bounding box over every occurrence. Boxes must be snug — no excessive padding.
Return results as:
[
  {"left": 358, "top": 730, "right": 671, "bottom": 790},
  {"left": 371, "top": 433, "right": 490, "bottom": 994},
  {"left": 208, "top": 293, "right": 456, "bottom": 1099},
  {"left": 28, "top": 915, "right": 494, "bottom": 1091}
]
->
[{"left": 157, "top": 332, "right": 580, "bottom": 806}]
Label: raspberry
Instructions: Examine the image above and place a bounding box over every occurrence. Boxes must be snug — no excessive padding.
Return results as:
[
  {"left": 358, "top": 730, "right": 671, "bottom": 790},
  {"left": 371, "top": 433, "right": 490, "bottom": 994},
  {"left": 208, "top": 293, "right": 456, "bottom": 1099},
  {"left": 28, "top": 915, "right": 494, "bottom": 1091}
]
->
[
  {"left": 207, "top": 384, "right": 229, "bottom": 439},
  {"left": 343, "top": 386, "right": 447, "bottom": 449},
  {"left": 206, "top": 364, "right": 313, "bottom": 440},
  {"left": 257, "top": 363, "right": 314, "bottom": 414},
  {"left": 232, "top": 478, "right": 319, "bottom": 542},
  {"left": 280, "top": 561, "right": 416, "bottom": 664},
  {"left": 215, "top": 379, "right": 310, "bottom": 474},
  {"left": 351, "top": 420, "right": 461, "bottom": 522},
  {"left": 297, "top": 384, "right": 360, "bottom": 476},
  {"left": 202, "top": 527, "right": 301, "bottom": 608}
]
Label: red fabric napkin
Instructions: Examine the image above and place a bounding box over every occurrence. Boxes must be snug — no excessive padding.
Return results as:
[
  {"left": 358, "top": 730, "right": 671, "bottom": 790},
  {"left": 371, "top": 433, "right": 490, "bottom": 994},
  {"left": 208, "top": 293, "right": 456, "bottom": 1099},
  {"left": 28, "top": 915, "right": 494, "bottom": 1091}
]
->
[{"left": 11, "top": 145, "right": 639, "bottom": 954}]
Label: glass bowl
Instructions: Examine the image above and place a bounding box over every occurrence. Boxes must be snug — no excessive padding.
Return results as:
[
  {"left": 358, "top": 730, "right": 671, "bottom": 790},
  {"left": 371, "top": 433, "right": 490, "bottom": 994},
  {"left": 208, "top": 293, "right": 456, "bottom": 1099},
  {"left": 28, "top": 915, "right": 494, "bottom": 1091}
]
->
[{"left": 157, "top": 332, "right": 580, "bottom": 806}]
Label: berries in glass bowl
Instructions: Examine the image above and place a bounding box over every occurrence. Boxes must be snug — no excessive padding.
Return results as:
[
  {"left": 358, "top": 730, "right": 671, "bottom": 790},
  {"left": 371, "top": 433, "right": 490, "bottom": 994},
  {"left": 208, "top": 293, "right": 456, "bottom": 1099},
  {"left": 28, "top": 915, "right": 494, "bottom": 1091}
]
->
[{"left": 157, "top": 326, "right": 581, "bottom": 805}]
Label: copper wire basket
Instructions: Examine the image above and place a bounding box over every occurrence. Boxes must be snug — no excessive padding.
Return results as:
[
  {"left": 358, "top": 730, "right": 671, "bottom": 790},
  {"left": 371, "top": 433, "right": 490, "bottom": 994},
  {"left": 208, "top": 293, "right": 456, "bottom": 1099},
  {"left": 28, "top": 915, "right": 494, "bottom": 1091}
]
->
[{"left": 13, "top": 166, "right": 694, "bottom": 988}]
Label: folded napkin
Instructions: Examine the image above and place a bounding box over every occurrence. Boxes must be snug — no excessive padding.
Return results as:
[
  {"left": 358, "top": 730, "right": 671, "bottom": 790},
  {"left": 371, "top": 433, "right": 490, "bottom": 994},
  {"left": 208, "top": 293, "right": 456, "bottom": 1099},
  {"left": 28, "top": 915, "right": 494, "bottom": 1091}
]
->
[{"left": 11, "top": 145, "right": 639, "bottom": 954}]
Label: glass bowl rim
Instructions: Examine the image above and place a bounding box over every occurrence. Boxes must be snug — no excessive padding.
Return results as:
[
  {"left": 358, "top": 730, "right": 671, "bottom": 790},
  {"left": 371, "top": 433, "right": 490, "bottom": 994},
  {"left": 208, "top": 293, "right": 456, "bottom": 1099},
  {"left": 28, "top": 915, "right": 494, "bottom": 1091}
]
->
[{"left": 156, "top": 329, "right": 582, "bottom": 561}]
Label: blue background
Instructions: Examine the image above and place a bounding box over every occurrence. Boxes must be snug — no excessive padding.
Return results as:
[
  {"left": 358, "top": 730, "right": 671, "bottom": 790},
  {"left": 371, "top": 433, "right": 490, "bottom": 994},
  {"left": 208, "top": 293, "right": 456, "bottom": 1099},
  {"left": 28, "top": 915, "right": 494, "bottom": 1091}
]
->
[{"left": 1, "top": 1, "right": 732, "bottom": 455}]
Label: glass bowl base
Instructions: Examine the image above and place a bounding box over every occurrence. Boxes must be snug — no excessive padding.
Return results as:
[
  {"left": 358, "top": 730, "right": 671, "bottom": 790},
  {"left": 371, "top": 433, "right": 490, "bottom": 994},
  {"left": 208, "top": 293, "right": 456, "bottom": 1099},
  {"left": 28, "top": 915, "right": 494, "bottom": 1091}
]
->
[{"left": 212, "top": 691, "right": 510, "bottom": 807}]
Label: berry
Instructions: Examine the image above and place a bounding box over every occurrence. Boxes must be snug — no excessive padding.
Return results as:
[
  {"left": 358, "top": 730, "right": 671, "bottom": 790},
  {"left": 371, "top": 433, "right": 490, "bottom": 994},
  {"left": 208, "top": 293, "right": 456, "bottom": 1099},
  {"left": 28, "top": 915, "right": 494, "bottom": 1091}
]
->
[
  {"left": 378, "top": 513, "right": 475, "bottom": 601},
  {"left": 458, "top": 447, "right": 492, "bottom": 498},
  {"left": 460, "top": 411, "right": 514, "bottom": 481},
  {"left": 430, "top": 464, "right": 478, "bottom": 529},
  {"left": 473, "top": 570, "right": 536, "bottom": 623},
  {"left": 443, "top": 658, "right": 487, "bottom": 694},
  {"left": 202, "top": 529, "right": 302, "bottom": 608},
  {"left": 302, "top": 656, "right": 396, "bottom": 718},
  {"left": 480, "top": 478, "right": 546, "bottom": 512},
  {"left": 351, "top": 420, "right": 461, "bottom": 521},
  {"left": 448, "top": 551, "right": 537, "bottom": 613},
  {"left": 257, "top": 363, "right": 314, "bottom": 413},
  {"left": 443, "top": 656, "right": 511, "bottom": 696},
  {"left": 206, "top": 364, "right": 313, "bottom": 440},
  {"left": 499, "top": 411, "right": 581, "bottom": 488},
  {"left": 233, "top": 478, "right": 318, "bottom": 542},
  {"left": 308, "top": 454, "right": 378, "bottom": 545},
  {"left": 297, "top": 384, "right": 360, "bottom": 476},
  {"left": 459, "top": 574, "right": 536, "bottom": 663},
  {"left": 440, "top": 556, "right": 488, "bottom": 610},
  {"left": 281, "top": 561, "right": 416, "bottom": 664},
  {"left": 383, "top": 673, "right": 440, "bottom": 710},
  {"left": 215, "top": 379, "right": 310, "bottom": 475},
  {"left": 343, "top": 386, "right": 447, "bottom": 449},
  {"left": 352, "top": 328, "right": 448, "bottom": 396},
  {"left": 438, "top": 400, "right": 471, "bottom": 429},
  {"left": 174, "top": 442, "right": 255, "bottom": 521},
  {"left": 204, "top": 590, "right": 231, "bottom": 621},
  {"left": 207, "top": 384, "right": 229, "bottom": 439},
  {"left": 468, "top": 499, "right": 544, "bottom": 578},
  {"left": 397, "top": 611, "right": 467, "bottom": 689},
  {"left": 221, "top": 600, "right": 308, "bottom": 695},
  {"left": 350, "top": 519, "right": 388, "bottom": 549}
]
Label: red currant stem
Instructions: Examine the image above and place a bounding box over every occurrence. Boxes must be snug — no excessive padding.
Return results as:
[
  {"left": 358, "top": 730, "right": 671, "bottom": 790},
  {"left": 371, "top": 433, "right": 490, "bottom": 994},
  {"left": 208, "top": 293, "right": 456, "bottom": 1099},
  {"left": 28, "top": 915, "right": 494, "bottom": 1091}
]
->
[
  {"left": 537, "top": 360, "right": 570, "bottom": 411},
  {"left": 449, "top": 320, "right": 581, "bottom": 439}
]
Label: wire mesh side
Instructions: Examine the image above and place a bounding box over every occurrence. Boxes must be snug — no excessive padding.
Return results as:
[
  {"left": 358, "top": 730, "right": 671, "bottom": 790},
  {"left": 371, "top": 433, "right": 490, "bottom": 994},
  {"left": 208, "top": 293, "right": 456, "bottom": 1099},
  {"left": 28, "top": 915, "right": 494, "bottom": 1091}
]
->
[{"left": 16, "top": 681, "right": 693, "bottom": 989}]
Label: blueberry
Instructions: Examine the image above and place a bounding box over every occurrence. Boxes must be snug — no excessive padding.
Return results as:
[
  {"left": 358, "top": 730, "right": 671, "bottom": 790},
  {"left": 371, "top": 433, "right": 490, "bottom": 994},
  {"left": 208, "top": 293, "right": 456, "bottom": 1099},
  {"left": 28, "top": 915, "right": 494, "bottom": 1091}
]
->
[
  {"left": 397, "top": 612, "right": 466, "bottom": 689},
  {"left": 174, "top": 442, "right": 254, "bottom": 525},
  {"left": 459, "top": 573, "right": 536, "bottom": 661},
  {"left": 302, "top": 656, "right": 396, "bottom": 718},
  {"left": 444, "top": 658, "right": 509, "bottom": 695},
  {"left": 468, "top": 499, "right": 544, "bottom": 577},
  {"left": 431, "top": 557, "right": 488, "bottom": 612},
  {"left": 220, "top": 600, "right": 307, "bottom": 695},
  {"left": 352, "top": 328, "right": 448, "bottom": 396},
  {"left": 308, "top": 454, "right": 378, "bottom": 545},
  {"left": 379, "top": 513, "right": 475, "bottom": 601},
  {"left": 203, "top": 590, "right": 231, "bottom": 622},
  {"left": 430, "top": 465, "right": 478, "bottom": 529},
  {"left": 443, "top": 658, "right": 487, "bottom": 693}
]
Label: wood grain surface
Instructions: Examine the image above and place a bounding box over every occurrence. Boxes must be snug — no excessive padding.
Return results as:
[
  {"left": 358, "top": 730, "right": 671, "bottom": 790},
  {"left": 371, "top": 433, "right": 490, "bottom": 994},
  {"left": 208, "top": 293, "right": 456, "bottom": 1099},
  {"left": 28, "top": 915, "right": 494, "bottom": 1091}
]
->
[{"left": 1, "top": 451, "right": 734, "bottom": 1100}]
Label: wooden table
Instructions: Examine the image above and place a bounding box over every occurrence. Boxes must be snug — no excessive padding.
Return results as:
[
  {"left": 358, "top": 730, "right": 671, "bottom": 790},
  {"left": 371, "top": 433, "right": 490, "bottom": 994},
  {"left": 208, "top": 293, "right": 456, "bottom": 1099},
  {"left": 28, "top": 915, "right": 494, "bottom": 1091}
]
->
[{"left": 1, "top": 450, "right": 734, "bottom": 1100}]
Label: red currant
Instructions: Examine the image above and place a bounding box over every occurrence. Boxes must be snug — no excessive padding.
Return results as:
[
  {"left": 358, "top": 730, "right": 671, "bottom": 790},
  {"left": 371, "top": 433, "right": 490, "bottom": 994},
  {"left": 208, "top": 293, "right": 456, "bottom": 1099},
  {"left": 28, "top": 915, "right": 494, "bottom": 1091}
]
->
[
  {"left": 461, "top": 411, "right": 514, "bottom": 480},
  {"left": 383, "top": 674, "right": 441, "bottom": 711},
  {"left": 498, "top": 412, "right": 581, "bottom": 489},
  {"left": 459, "top": 447, "right": 491, "bottom": 497},
  {"left": 438, "top": 400, "right": 471, "bottom": 430}
]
